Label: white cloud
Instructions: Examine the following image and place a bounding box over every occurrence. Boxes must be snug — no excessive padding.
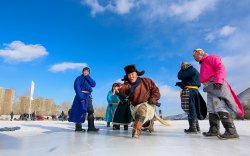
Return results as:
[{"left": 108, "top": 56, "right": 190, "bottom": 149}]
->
[
  {"left": 223, "top": 55, "right": 250, "bottom": 70},
  {"left": 115, "top": 0, "right": 135, "bottom": 14},
  {"left": 49, "top": 62, "right": 88, "bottom": 72},
  {"left": 205, "top": 25, "right": 237, "bottom": 42},
  {"left": 168, "top": 0, "right": 217, "bottom": 21},
  {"left": 159, "top": 85, "right": 180, "bottom": 99},
  {"left": 83, "top": 0, "right": 105, "bottom": 16},
  {"left": 82, "top": 0, "right": 217, "bottom": 21},
  {"left": 219, "top": 26, "right": 237, "bottom": 36},
  {"left": 0, "top": 41, "right": 48, "bottom": 63},
  {"left": 82, "top": 0, "right": 136, "bottom": 16},
  {"left": 158, "top": 84, "right": 182, "bottom": 115},
  {"left": 222, "top": 54, "right": 250, "bottom": 94}
]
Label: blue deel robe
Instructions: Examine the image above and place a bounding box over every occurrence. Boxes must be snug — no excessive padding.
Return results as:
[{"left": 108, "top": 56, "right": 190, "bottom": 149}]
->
[
  {"left": 105, "top": 90, "right": 120, "bottom": 122},
  {"left": 68, "top": 75, "right": 96, "bottom": 124}
]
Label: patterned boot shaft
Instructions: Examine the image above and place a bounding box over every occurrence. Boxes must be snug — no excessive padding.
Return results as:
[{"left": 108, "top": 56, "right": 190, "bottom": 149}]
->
[
  {"left": 132, "top": 121, "right": 143, "bottom": 138},
  {"left": 195, "top": 120, "right": 200, "bottom": 132},
  {"left": 203, "top": 113, "right": 220, "bottom": 136},
  {"left": 218, "top": 112, "right": 239, "bottom": 139}
]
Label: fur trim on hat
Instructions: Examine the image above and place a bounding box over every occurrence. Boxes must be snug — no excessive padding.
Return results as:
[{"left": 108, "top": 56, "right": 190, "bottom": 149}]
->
[{"left": 124, "top": 64, "right": 145, "bottom": 76}]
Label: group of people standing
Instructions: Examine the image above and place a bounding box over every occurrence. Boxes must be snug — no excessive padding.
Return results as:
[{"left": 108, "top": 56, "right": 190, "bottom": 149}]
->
[{"left": 67, "top": 48, "right": 244, "bottom": 140}]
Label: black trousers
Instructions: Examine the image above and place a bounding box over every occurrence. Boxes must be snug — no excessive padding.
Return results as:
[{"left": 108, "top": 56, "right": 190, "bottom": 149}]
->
[{"left": 87, "top": 96, "right": 94, "bottom": 116}]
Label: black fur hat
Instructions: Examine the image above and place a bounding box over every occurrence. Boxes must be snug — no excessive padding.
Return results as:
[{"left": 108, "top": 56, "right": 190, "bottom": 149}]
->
[
  {"left": 121, "top": 75, "right": 128, "bottom": 81},
  {"left": 124, "top": 64, "right": 145, "bottom": 76}
]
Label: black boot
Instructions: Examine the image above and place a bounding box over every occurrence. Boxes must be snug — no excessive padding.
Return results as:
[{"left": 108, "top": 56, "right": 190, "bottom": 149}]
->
[
  {"left": 203, "top": 113, "right": 220, "bottom": 136},
  {"left": 195, "top": 120, "right": 200, "bottom": 133},
  {"left": 218, "top": 112, "right": 239, "bottom": 139},
  {"left": 113, "top": 125, "right": 120, "bottom": 130},
  {"left": 107, "top": 122, "right": 110, "bottom": 127},
  {"left": 124, "top": 125, "right": 128, "bottom": 130},
  {"left": 75, "top": 123, "right": 85, "bottom": 132},
  {"left": 87, "top": 115, "right": 99, "bottom": 132},
  {"left": 184, "top": 119, "right": 198, "bottom": 134}
]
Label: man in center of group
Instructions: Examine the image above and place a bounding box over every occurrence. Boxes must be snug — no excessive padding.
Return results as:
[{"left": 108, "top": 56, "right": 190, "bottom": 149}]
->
[{"left": 113, "top": 64, "right": 160, "bottom": 138}]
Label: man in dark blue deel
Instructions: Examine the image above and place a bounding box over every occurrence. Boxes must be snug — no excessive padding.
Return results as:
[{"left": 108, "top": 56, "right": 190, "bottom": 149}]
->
[
  {"left": 68, "top": 67, "right": 99, "bottom": 132},
  {"left": 176, "top": 62, "right": 207, "bottom": 134}
]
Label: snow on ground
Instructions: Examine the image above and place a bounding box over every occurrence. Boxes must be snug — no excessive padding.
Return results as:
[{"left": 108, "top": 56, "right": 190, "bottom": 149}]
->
[{"left": 0, "top": 120, "right": 250, "bottom": 156}]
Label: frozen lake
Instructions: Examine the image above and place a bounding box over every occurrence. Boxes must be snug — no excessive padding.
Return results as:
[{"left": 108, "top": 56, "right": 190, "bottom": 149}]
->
[{"left": 0, "top": 120, "right": 249, "bottom": 156}]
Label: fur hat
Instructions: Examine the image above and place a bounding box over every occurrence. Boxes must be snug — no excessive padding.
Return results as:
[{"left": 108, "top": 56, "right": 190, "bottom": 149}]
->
[
  {"left": 181, "top": 62, "right": 191, "bottom": 70},
  {"left": 124, "top": 64, "right": 145, "bottom": 76},
  {"left": 121, "top": 75, "right": 129, "bottom": 81}
]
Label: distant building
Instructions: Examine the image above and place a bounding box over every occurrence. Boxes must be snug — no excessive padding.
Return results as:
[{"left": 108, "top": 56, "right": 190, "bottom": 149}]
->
[
  {"left": 17, "top": 96, "right": 30, "bottom": 114},
  {"left": 16, "top": 96, "right": 57, "bottom": 116},
  {"left": 0, "top": 87, "right": 15, "bottom": 115},
  {"left": 0, "top": 87, "right": 4, "bottom": 114},
  {"left": 33, "top": 98, "right": 57, "bottom": 116}
]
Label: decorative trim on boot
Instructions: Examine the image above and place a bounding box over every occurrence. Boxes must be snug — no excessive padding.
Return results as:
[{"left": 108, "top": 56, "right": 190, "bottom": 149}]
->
[
  {"left": 217, "top": 112, "right": 239, "bottom": 139},
  {"left": 195, "top": 120, "right": 200, "bottom": 133},
  {"left": 203, "top": 113, "right": 220, "bottom": 137}
]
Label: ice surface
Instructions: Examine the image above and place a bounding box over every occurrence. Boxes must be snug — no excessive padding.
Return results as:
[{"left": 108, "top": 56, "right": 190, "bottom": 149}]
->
[{"left": 0, "top": 120, "right": 249, "bottom": 156}]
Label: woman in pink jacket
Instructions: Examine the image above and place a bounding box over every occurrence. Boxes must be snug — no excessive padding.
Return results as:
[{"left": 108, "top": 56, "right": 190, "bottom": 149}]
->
[{"left": 193, "top": 48, "right": 244, "bottom": 139}]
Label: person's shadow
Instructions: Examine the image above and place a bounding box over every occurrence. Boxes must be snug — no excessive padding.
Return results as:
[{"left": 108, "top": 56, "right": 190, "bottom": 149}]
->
[
  {"left": 0, "top": 134, "right": 22, "bottom": 150},
  {"left": 23, "top": 124, "right": 73, "bottom": 134}
]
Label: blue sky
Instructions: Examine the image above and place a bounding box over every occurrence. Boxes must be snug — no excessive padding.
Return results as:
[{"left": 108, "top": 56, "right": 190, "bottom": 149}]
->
[{"left": 1, "top": 0, "right": 250, "bottom": 115}]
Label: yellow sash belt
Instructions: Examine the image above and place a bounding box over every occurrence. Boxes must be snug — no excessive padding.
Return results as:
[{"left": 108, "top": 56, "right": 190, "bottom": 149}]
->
[
  {"left": 111, "top": 102, "right": 119, "bottom": 106},
  {"left": 185, "top": 86, "right": 198, "bottom": 89},
  {"left": 82, "top": 90, "right": 89, "bottom": 93},
  {"left": 180, "top": 86, "right": 198, "bottom": 96}
]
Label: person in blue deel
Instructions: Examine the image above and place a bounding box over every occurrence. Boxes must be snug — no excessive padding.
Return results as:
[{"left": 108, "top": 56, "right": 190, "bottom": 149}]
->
[
  {"left": 105, "top": 85, "right": 120, "bottom": 128},
  {"left": 68, "top": 67, "right": 99, "bottom": 132}
]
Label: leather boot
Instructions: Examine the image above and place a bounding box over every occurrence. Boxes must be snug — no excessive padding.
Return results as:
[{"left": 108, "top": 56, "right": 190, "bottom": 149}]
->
[
  {"left": 113, "top": 125, "right": 120, "bottom": 130},
  {"left": 184, "top": 119, "right": 198, "bottom": 134},
  {"left": 195, "top": 120, "right": 200, "bottom": 133},
  {"left": 132, "top": 121, "right": 143, "bottom": 138},
  {"left": 218, "top": 112, "right": 239, "bottom": 139},
  {"left": 87, "top": 115, "right": 99, "bottom": 132},
  {"left": 203, "top": 113, "right": 220, "bottom": 136},
  {"left": 75, "top": 123, "right": 85, "bottom": 132},
  {"left": 124, "top": 125, "right": 128, "bottom": 130}
]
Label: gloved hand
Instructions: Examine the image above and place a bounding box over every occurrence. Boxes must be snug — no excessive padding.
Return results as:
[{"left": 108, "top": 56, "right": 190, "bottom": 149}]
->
[
  {"left": 213, "top": 83, "right": 222, "bottom": 89},
  {"left": 148, "top": 99, "right": 155, "bottom": 104}
]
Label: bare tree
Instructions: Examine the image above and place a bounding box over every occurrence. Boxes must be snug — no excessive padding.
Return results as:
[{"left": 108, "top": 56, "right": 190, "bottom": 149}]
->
[{"left": 94, "top": 105, "right": 106, "bottom": 118}]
